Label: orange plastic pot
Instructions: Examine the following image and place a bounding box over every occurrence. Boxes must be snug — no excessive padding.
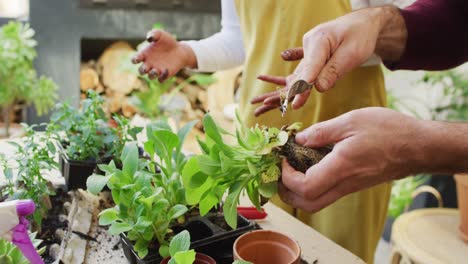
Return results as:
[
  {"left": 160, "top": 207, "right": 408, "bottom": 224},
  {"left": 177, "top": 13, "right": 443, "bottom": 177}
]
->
[
  {"left": 233, "top": 230, "right": 301, "bottom": 264},
  {"left": 160, "top": 253, "right": 216, "bottom": 264},
  {"left": 455, "top": 174, "right": 468, "bottom": 243}
]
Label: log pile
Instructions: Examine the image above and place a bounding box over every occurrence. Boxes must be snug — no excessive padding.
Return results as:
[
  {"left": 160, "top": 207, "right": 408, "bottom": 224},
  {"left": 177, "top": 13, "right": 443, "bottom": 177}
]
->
[{"left": 79, "top": 41, "right": 211, "bottom": 121}]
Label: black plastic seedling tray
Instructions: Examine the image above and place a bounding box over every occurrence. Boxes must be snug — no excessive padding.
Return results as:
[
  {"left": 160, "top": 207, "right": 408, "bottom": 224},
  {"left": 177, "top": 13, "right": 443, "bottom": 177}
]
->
[{"left": 121, "top": 213, "right": 258, "bottom": 264}]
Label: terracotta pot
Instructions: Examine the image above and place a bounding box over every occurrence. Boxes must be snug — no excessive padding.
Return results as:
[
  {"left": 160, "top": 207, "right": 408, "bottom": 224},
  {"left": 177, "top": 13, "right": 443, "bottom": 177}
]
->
[
  {"left": 455, "top": 174, "right": 468, "bottom": 243},
  {"left": 160, "top": 253, "right": 216, "bottom": 264},
  {"left": 233, "top": 230, "right": 301, "bottom": 264}
]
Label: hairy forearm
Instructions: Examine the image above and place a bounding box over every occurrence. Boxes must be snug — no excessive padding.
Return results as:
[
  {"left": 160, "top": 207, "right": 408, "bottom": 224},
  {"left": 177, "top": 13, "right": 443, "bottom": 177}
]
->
[
  {"left": 413, "top": 120, "right": 468, "bottom": 175},
  {"left": 374, "top": 5, "right": 407, "bottom": 62}
]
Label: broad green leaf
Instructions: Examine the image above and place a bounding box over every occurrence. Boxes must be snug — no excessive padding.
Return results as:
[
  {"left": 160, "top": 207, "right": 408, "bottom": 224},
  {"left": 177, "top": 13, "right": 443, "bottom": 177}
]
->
[
  {"left": 182, "top": 158, "right": 215, "bottom": 205},
  {"left": 169, "top": 230, "right": 190, "bottom": 256},
  {"left": 199, "top": 192, "right": 219, "bottom": 216},
  {"left": 108, "top": 222, "right": 132, "bottom": 235},
  {"left": 168, "top": 204, "right": 188, "bottom": 220},
  {"left": 86, "top": 174, "right": 111, "bottom": 195},
  {"left": 135, "top": 239, "right": 149, "bottom": 259},
  {"left": 98, "top": 208, "right": 119, "bottom": 226},
  {"left": 223, "top": 180, "right": 246, "bottom": 229},
  {"left": 177, "top": 120, "right": 197, "bottom": 150},
  {"left": 202, "top": 114, "right": 223, "bottom": 144},
  {"left": 258, "top": 181, "right": 278, "bottom": 198},
  {"left": 189, "top": 171, "right": 208, "bottom": 189},
  {"left": 246, "top": 180, "right": 261, "bottom": 211},
  {"left": 122, "top": 142, "right": 138, "bottom": 176},
  {"left": 159, "top": 244, "right": 170, "bottom": 258},
  {"left": 196, "top": 155, "right": 220, "bottom": 175},
  {"left": 173, "top": 250, "right": 196, "bottom": 264}
]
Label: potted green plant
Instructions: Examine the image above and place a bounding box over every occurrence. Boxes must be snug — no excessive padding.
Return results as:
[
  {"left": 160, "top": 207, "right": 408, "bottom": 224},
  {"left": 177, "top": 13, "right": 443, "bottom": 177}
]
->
[
  {"left": 159, "top": 230, "right": 215, "bottom": 264},
  {"left": 49, "top": 91, "right": 141, "bottom": 190},
  {"left": 0, "top": 21, "right": 58, "bottom": 138},
  {"left": 88, "top": 120, "right": 256, "bottom": 263},
  {"left": 0, "top": 124, "right": 58, "bottom": 231}
]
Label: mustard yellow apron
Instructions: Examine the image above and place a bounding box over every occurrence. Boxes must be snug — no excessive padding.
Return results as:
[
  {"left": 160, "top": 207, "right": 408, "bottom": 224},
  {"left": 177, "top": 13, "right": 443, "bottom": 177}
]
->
[{"left": 234, "top": 1, "right": 391, "bottom": 263}]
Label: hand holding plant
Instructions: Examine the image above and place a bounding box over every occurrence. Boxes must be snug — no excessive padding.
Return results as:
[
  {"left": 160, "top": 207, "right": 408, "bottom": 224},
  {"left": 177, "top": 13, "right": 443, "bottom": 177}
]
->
[{"left": 183, "top": 113, "right": 331, "bottom": 228}]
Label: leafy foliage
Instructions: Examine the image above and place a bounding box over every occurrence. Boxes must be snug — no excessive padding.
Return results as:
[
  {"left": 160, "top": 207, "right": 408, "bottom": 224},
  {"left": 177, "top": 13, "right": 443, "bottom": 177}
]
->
[
  {"left": 0, "top": 124, "right": 58, "bottom": 228},
  {"left": 49, "top": 91, "right": 141, "bottom": 162},
  {"left": 0, "top": 21, "right": 58, "bottom": 135},
  {"left": 388, "top": 175, "right": 428, "bottom": 218},
  {"left": 0, "top": 232, "right": 45, "bottom": 264},
  {"left": 87, "top": 120, "right": 196, "bottom": 259},
  {"left": 183, "top": 113, "right": 297, "bottom": 229},
  {"left": 167, "top": 230, "right": 195, "bottom": 264},
  {"left": 420, "top": 70, "right": 468, "bottom": 121}
]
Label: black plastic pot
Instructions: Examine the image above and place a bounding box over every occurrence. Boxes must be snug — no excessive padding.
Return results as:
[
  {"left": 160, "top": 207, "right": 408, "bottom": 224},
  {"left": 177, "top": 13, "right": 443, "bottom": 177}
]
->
[
  {"left": 121, "top": 213, "right": 258, "bottom": 264},
  {"left": 59, "top": 153, "right": 100, "bottom": 190}
]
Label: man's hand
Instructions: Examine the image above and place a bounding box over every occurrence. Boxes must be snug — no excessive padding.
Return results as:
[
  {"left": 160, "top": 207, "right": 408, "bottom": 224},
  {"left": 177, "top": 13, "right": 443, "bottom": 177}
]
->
[
  {"left": 278, "top": 107, "right": 423, "bottom": 212},
  {"left": 252, "top": 6, "right": 406, "bottom": 116},
  {"left": 131, "top": 29, "right": 197, "bottom": 82}
]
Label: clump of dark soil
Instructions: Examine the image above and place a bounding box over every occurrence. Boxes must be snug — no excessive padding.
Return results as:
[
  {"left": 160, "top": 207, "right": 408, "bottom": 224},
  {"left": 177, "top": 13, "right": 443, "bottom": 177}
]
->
[
  {"left": 278, "top": 136, "right": 333, "bottom": 173},
  {"left": 38, "top": 189, "right": 71, "bottom": 264}
]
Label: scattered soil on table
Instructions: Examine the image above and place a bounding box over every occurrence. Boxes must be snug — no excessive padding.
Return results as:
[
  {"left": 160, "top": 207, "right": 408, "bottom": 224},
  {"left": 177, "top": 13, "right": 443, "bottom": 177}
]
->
[
  {"left": 38, "top": 189, "right": 71, "bottom": 264},
  {"left": 278, "top": 136, "right": 332, "bottom": 173}
]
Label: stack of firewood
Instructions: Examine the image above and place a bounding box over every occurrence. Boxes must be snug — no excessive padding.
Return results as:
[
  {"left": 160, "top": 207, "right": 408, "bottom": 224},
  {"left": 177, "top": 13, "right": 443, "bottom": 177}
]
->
[{"left": 79, "top": 41, "right": 210, "bottom": 121}]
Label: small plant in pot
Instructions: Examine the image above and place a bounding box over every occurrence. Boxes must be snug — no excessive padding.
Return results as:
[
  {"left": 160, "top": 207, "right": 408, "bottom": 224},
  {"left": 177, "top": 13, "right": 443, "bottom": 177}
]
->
[
  {"left": 88, "top": 120, "right": 256, "bottom": 263},
  {"left": 49, "top": 91, "right": 141, "bottom": 190},
  {"left": 87, "top": 120, "right": 197, "bottom": 262},
  {"left": 159, "top": 230, "right": 215, "bottom": 264},
  {"left": 0, "top": 124, "right": 58, "bottom": 231}
]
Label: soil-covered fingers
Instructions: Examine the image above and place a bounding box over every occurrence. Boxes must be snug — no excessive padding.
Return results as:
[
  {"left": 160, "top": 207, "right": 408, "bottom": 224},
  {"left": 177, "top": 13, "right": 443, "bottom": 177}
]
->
[
  {"left": 281, "top": 47, "right": 304, "bottom": 61},
  {"left": 251, "top": 89, "right": 281, "bottom": 104},
  {"left": 254, "top": 104, "right": 279, "bottom": 117},
  {"left": 257, "top": 75, "right": 287, "bottom": 86},
  {"left": 146, "top": 29, "right": 163, "bottom": 43}
]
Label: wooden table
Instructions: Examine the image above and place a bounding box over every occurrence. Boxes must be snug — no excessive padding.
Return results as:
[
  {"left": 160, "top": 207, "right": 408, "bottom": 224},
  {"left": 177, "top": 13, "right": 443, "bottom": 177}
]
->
[{"left": 391, "top": 208, "right": 468, "bottom": 264}]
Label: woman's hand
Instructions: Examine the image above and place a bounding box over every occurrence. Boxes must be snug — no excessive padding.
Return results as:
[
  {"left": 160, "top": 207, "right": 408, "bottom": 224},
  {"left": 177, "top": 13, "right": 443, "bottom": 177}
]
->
[{"left": 131, "top": 29, "right": 197, "bottom": 82}]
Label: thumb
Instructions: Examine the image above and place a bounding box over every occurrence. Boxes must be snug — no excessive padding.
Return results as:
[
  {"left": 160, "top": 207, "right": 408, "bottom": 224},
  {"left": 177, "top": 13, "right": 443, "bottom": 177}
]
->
[
  {"left": 296, "top": 113, "right": 351, "bottom": 147},
  {"left": 315, "top": 43, "right": 366, "bottom": 92},
  {"left": 146, "top": 29, "right": 163, "bottom": 42}
]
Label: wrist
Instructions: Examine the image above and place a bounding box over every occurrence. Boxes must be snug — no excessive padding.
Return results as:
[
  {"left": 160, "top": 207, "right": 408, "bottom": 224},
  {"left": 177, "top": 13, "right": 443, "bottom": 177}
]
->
[
  {"left": 413, "top": 120, "right": 468, "bottom": 175},
  {"left": 178, "top": 42, "right": 198, "bottom": 69},
  {"left": 374, "top": 5, "right": 407, "bottom": 62}
]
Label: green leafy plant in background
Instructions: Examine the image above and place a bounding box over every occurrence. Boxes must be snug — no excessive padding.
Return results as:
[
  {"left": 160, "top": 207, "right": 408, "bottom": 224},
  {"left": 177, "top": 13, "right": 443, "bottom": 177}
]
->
[
  {"left": 0, "top": 21, "right": 58, "bottom": 137},
  {"left": 130, "top": 74, "right": 216, "bottom": 120},
  {"left": 87, "top": 120, "right": 196, "bottom": 259},
  {"left": 49, "top": 91, "right": 141, "bottom": 163},
  {"left": 0, "top": 232, "right": 45, "bottom": 264},
  {"left": 0, "top": 124, "right": 58, "bottom": 229},
  {"left": 183, "top": 113, "right": 301, "bottom": 229},
  {"left": 388, "top": 175, "right": 428, "bottom": 218},
  {"left": 420, "top": 70, "right": 468, "bottom": 121}
]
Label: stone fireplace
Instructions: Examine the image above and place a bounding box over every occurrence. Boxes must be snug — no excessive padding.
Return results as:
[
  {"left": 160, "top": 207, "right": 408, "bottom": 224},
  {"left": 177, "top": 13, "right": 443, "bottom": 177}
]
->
[{"left": 29, "top": 0, "right": 220, "bottom": 123}]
